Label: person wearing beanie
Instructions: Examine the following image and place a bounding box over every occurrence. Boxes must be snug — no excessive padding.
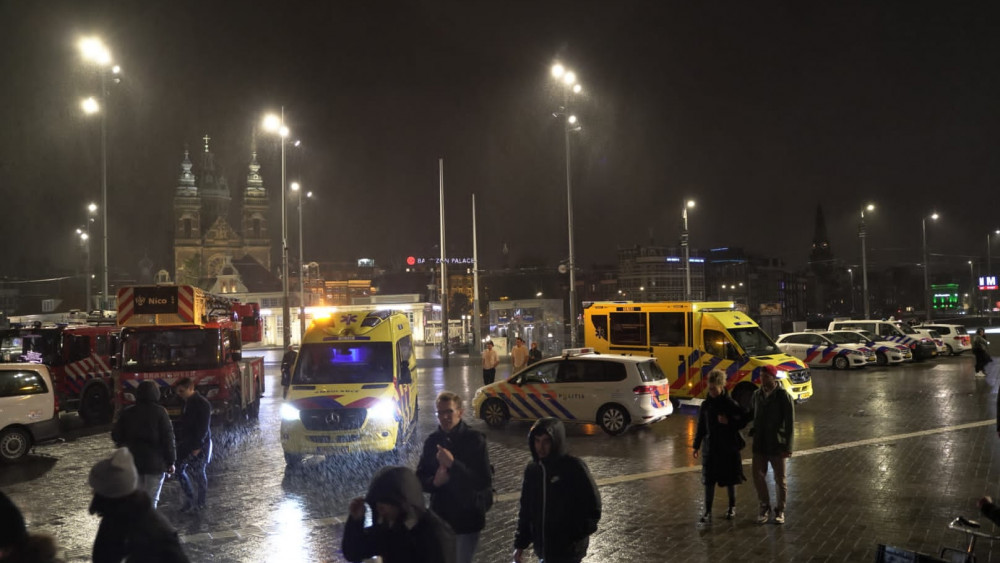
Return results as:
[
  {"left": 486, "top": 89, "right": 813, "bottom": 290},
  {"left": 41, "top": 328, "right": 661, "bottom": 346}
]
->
[
  {"left": 112, "top": 380, "right": 176, "bottom": 508},
  {"left": 89, "top": 448, "right": 190, "bottom": 563},
  {"left": 342, "top": 466, "right": 456, "bottom": 563},
  {"left": 0, "top": 491, "right": 61, "bottom": 563}
]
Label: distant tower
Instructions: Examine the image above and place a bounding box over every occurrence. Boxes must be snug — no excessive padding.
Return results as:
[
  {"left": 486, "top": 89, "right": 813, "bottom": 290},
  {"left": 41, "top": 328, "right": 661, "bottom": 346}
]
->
[
  {"left": 241, "top": 149, "right": 271, "bottom": 269},
  {"left": 198, "top": 134, "right": 231, "bottom": 230},
  {"left": 173, "top": 148, "right": 201, "bottom": 284},
  {"left": 808, "top": 205, "right": 834, "bottom": 274}
]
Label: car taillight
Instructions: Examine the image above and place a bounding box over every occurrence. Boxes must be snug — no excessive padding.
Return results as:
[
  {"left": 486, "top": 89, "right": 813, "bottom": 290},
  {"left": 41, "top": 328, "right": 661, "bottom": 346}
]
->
[
  {"left": 909, "top": 342, "right": 917, "bottom": 349},
  {"left": 633, "top": 385, "right": 657, "bottom": 395}
]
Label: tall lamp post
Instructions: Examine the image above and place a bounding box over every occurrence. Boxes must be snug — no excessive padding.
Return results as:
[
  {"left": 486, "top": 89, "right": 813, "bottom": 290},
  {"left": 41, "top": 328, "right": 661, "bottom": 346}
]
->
[
  {"left": 969, "top": 261, "right": 976, "bottom": 313},
  {"left": 263, "top": 110, "right": 292, "bottom": 348},
  {"left": 290, "top": 182, "right": 312, "bottom": 342},
  {"left": 859, "top": 203, "right": 875, "bottom": 318},
  {"left": 79, "top": 37, "right": 120, "bottom": 310},
  {"left": 682, "top": 199, "right": 696, "bottom": 300},
  {"left": 847, "top": 268, "right": 854, "bottom": 313},
  {"left": 922, "top": 212, "right": 939, "bottom": 322},
  {"left": 551, "top": 63, "right": 583, "bottom": 346},
  {"left": 987, "top": 229, "right": 999, "bottom": 319}
]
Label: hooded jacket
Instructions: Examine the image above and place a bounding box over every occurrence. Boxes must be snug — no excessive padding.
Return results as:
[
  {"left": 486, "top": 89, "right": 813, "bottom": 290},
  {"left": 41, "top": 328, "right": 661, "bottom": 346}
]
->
[
  {"left": 750, "top": 383, "right": 794, "bottom": 455},
  {"left": 90, "top": 491, "right": 189, "bottom": 563},
  {"left": 176, "top": 389, "right": 211, "bottom": 462},
  {"left": 111, "top": 381, "right": 176, "bottom": 474},
  {"left": 514, "top": 418, "right": 601, "bottom": 562},
  {"left": 342, "top": 466, "right": 456, "bottom": 563},
  {"left": 415, "top": 419, "right": 493, "bottom": 534}
]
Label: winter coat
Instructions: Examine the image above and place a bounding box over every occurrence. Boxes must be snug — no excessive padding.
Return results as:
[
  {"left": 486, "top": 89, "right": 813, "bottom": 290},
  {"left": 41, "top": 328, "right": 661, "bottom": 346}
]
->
[
  {"left": 176, "top": 391, "right": 211, "bottom": 462},
  {"left": 112, "top": 381, "right": 176, "bottom": 474},
  {"left": 342, "top": 466, "right": 456, "bottom": 563},
  {"left": 415, "top": 420, "right": 493, "bottom": 534},
  {"left": 750, "top": 385, "right": 794, "bottom": 455},
  {"left": 973, "top": 334, "right": 990, "bottom": 353},
  {"left": 90, "top": 492, "right": 189, "bottom": 563},
  {"left": 514, "top": 418, "right": 601, "bottom": 562},
  {"left": 693, "top": 390, "right": 748, "bottom": 486}
]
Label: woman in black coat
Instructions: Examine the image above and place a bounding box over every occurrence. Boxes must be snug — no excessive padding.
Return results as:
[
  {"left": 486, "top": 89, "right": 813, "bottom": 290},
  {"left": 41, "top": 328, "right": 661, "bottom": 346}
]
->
[{"left": 692, "top": 369, "right": 748, "bottom": 523}]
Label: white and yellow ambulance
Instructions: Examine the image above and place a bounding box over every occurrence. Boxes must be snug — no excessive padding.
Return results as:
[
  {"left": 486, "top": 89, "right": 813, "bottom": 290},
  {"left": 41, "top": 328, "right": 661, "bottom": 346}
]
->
[{"left": 280, "top": 309, "right": 417, "bottom": 465}]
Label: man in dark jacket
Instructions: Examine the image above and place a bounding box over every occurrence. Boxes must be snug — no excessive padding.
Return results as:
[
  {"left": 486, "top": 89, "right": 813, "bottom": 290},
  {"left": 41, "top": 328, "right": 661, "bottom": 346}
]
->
[
  {"left": 750, "top": 366, "right": 794, "bottom": 525},
  {"left": 174, "top": 377, "right": 212, "bottom": 513},
  {"left": 112, "top": 380, "right": 176, "bottom": 508},
  {"left": 416, "top": 391, "right": 493, "bottom": 563},
  {"left": 513, "top": 418, "right": 601, "bottom": 563},
  {"left": 343, "top": 466, "right": 456, "bottom": 563}
]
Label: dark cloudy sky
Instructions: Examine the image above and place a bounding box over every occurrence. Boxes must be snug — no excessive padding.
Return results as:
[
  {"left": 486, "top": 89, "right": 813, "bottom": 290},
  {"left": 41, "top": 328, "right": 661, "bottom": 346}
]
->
[{"left": 2, "top": 1, "right": 1000, "bottom": 280}]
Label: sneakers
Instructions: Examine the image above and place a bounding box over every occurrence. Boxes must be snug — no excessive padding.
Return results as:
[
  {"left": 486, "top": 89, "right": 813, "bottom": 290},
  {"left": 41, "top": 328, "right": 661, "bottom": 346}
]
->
[
  {"left": 774, "top": 510, "right": 786, "bottom": 524},
  {"left": 725, "top": 506, "right": 736, "bottom": 520},
  {"left": 699, "top": 512, "right": 712, "bottom": 524},
  {"left": 976, "top": 371, "right": 987, "bottom": 377},
  {"left": 756, "top": 505, "right": 770, "bottom": 524}
]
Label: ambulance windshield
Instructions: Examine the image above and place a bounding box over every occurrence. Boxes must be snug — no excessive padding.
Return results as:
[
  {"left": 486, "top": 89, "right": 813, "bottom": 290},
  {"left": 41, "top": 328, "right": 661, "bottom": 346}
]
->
[
  {"left": 729, "top": 327, "right": 780, "bottom": 357},
  {"left": 294, "top": 342, "right": 394, "bottom": 384},
  {"left": 122, "top": 328, "right": 222, "bottom": 371}
]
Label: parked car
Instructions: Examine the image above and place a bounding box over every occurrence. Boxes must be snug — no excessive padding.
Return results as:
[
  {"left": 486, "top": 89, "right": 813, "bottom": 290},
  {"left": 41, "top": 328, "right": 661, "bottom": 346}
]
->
[
  {"left": 775, "top": 331, "right": 875, "bottom": 370},
  {"left": 0, "top": 364, "right": 59, "bottom": 462},
  {"left": 827, "top": 320, "right": 937, "bottom": 361},
  {"left": 827, "top": 330, "right": 912, "bottom": 365},
  {"left": 914, "top": 324, "right": 971, "bottom": 356}
]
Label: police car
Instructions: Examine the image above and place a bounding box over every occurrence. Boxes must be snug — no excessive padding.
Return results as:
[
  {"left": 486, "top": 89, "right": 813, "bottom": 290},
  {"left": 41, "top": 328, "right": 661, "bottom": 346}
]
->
[
  {"left": 914, "top": 324, "right": 971, "bottom": 356},
  {"left": 472, "top": 348, "right": 673, "bottom": 436},
  {"left": 827, "top": 330, "right": 912, "bottom": 365},
  {"left": 774, "top": 331, "right": 875, "bottom": 370}
]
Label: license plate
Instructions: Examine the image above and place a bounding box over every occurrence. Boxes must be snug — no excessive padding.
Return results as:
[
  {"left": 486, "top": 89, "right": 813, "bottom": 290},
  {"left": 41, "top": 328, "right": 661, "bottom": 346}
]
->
[{"left": 799, "top": 391, "right": 812, "bottom": 400}]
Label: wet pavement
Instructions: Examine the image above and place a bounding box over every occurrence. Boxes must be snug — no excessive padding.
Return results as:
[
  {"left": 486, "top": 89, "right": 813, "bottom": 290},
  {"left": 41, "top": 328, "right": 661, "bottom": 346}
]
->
[{"left": 6, "top": 346, "right": 1000, "bottom": 562}]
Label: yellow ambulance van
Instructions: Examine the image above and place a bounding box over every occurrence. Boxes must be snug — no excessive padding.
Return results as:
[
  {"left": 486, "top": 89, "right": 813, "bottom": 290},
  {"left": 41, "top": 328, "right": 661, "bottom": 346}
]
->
[
  {"left": 583, "top": 301, "right": 813, "bottom": 407},
  {"left": 280, "top": 309, "right": 418, "bottom": 465}
]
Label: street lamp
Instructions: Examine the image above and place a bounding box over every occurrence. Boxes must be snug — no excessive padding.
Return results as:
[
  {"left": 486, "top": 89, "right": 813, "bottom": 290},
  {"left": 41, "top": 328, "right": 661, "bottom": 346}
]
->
[
  {"left": 79, "top": 36, "right": 120, "bottom": 310},
  {"left": 551, "top": 63, "right": 583, "bottom": 346},
  {"left": 969, "top": 260, "right": 976, "bottom": 313},
  {"left": 847, "top": 268, "right": 854, "bottom": 313},
  {"left": 290, "top": 181, "right": 312, "bottom": 342},
  {"left": 859, "top": 203, "right": 875, "bottom": 318},
  {"left": 263, "top": 109, "right": 292, "bottom": 348},
  {"left": 682, "top": 199, "right": 696, "bottom": 300},
  {"left": 922, "top": 212, "right": 939, "bottom": 322},
  {"left": 80, "top": 203, "right": 97, "bottom": 310}
]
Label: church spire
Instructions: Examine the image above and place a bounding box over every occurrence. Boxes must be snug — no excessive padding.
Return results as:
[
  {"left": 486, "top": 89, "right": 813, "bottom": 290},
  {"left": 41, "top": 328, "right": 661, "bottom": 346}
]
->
[
  {"left": 175, "top": 147, "right": 197, "bottom": 196},
  {"left": 245, "top": 151, "right": 265, "bottom": 197}
]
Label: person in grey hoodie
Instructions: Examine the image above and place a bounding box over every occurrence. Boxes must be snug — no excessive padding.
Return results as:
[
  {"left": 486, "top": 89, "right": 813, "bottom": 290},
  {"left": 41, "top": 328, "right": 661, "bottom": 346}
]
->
[
  {"left": 111, "top": 381, "right": 175, "bottom": 508},
  {"left": 513, "top": 418, "right": 601, "bottom": 563},
  {"left": 343, "top": 466, "right": 456, "bottom": 563}
]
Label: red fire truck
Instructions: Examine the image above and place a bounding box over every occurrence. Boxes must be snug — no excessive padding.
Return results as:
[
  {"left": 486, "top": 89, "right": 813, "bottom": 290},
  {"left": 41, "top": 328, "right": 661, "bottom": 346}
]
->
[
  {"left": 0, "top": 321, "right": 119, "bottom": 424},
  {"left": 113, "top": 285, "right": 264, "bottom": 425}
]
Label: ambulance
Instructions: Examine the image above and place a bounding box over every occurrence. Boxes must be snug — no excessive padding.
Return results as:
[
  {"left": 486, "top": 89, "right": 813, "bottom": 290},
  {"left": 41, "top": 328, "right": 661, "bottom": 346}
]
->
[
  {"left": 280, "top": 309, "right": 418, "bottom": 465},
  {"left": 583, "top": 301, "right": 813, "bottom": 408}
]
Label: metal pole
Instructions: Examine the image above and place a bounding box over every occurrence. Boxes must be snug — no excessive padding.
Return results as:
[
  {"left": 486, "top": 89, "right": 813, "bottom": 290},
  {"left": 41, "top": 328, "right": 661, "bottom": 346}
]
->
[
  {"left": 565, "top": 100, "right": 577, "bottom": 347},
  {"left": 281, "top": 107, "right": 291, "bottom": 349},
  {"left": 471, "top": 194, "right": 481, "bottom": 358},
  {"left": 439, "top": 158, "right": 449, "bottom": 366},
  {"left": 100, "top": 72, "right": 109, "bottom": 310},
  {"left": 848, "top": 269, "right": 854, "bottom": 313},
  {"left": 683, "top": 203, "right": 691, "bottom": 300},
  {"left": 922, "top": 217, "right": 931, "bottom": 322},
  {"left": 298, "top": 189, "right": 305, "bottom": 341},
  {"left": 85, "top": 221, "right": 92, "bottom": 311},
  {"left": 970, "top": 261, "right": 976, "bottom": 312},
  {"left": 860, "top": 210, "right": 870, "bottom": 318}
]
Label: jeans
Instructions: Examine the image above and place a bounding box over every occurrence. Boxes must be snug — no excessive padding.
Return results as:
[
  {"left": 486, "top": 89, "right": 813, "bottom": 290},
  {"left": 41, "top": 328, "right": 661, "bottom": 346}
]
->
[
  {"left": 177, "top": 442, "right": 212, "bottom": 508},
  {"left": 752, "top": 452, "right": 787, "bottom": 512},
  {"left": 138, "top": 473, "right": 165, "bottom": 508},
  {"left": 455, "top": 532, "right": 480, "bottom": 563}
]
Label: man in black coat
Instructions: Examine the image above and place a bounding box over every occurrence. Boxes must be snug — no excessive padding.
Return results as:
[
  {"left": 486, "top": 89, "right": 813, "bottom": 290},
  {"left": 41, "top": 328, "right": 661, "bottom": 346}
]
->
[
  {"left": 416, "top": 391, "right": 493, "bottom": 563},
  {"left": 112, "top": 380, "right": 176, "bottom": 508},
  {"left": 174, "top": 377, "right": 212, "bottom": 513},
  {"left": 513, "top": 418, "right": 601, "bottom": 563},
  {"left": 343, "top": 466, "right": 456, "bottom": 563}
]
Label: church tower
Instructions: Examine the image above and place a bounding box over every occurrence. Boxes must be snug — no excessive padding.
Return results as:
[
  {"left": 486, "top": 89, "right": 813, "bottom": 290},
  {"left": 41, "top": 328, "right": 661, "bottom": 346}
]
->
[
  {"left": 197, "top": 135, "right": 231, "bottom": 231},
  {"left": 241, "top": 149, "right": 271, "bottom": 269},
  {"left": 808, "top": 204, "right": 834, "bottom": 275},
  {"left": 173, "top": 149, "right": 202, "bottom": 284}
]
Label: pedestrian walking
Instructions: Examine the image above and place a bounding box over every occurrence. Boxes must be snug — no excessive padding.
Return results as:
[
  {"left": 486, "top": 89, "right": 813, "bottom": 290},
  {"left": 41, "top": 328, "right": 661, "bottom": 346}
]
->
[
  {"left": 416, "top": 391, "right": 493, "bottom": 563},
  {"left": 511, "top": 337, "right": 529, "bottom": 373},
  {"left": 513, "top": 418, "right": 601, "bottom": 563},
  {"left": 88, "top": 448, "right": 190, "bottom": 563},
  {"left": 527, "top": 342, "right": 542, "bottom": 365},
  {"left": 111, "top": 380, "right": 176, "bottom": 508},
  {"left": 482, "top": 341, "right": 499, "bottom": 385},
  {"left": 342, "top": 466, "right": 456, "bottom": 563},
  {"left": 973, "top": 328, "right": 991, "bottom": 377},
  {"left": 0, "top": 490, "right": 61, "bottom": 563},
  {"left": 174, "top": 377, "right": 212, "bottom": 513},
  {"left": 750, "top": 366, "right": 794, "bottom": 525},
  {"left": 692, "top": 370, "right": 748, "bottom": 523}
]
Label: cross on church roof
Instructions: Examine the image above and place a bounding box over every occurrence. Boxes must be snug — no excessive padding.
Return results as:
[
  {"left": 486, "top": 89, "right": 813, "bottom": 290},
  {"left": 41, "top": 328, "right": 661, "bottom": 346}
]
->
[{"left": 203, "top": 134, "right": 211, "bottom": 152}]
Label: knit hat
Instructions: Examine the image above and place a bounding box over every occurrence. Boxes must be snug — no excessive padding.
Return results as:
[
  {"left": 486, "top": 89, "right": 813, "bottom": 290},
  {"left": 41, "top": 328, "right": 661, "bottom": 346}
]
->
[
  {"left": 89, "top": 447, "right": 139, "bottom": 499},
  {"left": 0, "top": 490, "right": 28, "bottom": 550}
]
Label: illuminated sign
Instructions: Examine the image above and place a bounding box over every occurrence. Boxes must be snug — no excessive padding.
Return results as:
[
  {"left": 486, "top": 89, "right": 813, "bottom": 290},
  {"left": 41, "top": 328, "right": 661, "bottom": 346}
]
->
[
  {"left": 133, "top": 286, "right": 178, "bottom": 314},
  {"left": 407, "top": 257, "right": 474, "bottom": 265},
  {"left": 406, "top": 256, "right": 416, "bottom": 266},
  {"left": 980, "top": 275, "right": 998, "bottom": 291}
]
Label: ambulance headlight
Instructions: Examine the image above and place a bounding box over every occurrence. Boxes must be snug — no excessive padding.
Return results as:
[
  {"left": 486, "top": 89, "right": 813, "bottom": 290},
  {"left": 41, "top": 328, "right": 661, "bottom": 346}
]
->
[
  {"left": 280, "top": 403, "right": 301, "bottom": 421},
  {"left": 774, "top": 370, "right": 788, "bottom": 379},
  {"left": 368, "top": 400, "right": 396, "bottom": 422}
]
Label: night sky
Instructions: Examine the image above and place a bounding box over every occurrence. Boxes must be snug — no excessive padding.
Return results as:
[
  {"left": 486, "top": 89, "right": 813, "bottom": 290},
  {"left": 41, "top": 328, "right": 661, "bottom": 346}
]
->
[{"left": 3, "top": 1, "right": 1000, "bottom": 281}]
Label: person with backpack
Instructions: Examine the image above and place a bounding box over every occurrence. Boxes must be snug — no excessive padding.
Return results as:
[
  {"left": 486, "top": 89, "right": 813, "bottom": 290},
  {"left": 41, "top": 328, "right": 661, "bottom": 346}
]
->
[{"left": 416, "top": 391, "right": 493, "bottom": 563}]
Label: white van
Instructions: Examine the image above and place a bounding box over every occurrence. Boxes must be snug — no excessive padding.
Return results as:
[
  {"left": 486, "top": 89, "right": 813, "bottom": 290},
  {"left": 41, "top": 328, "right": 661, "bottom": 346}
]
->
[{"left": 0, "top": 364, "right": 59, "bottom": 462}]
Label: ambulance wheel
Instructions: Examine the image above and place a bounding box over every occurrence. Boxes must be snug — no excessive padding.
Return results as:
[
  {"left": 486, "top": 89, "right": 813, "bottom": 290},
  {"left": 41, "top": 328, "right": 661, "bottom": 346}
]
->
[
  {"left": 80, "top": 383, "right": 112, "bottom": 425},
  {"left": 833, "top": 355, "right": 850, "bottom": 370},
  {"left": 0, "top": 427, "right": 30, "bottom": 462},
  {"left": 732, "top": 382, "right": 757, "bottom": 412},
  {"left": 597, "top": 404, "right": 630, "bottom": 435},
  {"left": 284, "top": 452, "right": 303, "bottom": 466},
  {"left": 481, "top": 399, "right": 509, "bottom": 428},
  {"left": 876, "top": 352, "right": 889, "bottom": 366}
]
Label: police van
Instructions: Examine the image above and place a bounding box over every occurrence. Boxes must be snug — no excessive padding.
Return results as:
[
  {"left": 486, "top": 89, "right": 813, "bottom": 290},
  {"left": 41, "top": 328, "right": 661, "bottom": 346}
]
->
[{"left": 280, "top": 309, "right": 417, "bottom": 464}]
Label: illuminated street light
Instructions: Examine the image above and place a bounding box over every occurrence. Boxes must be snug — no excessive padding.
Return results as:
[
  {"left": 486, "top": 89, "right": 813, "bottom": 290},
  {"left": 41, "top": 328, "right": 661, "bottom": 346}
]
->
[
  {"left": 78, "top": 37, "right": 111, "bottom": 66},
  {"left": 682, "top": 200, "right": 696, "bottom": 299},
  {"left": 81, "top": 97, "right": 99, "bottom": 114},
  {"left": 290, "top": 182, "right": 313, "bottom": 341},
  {"left": 859, "top": 203, "right": 875, "bottom": 318},
  {"left": 922, "top": 212, "right": 939, "bottom": 322},
  {"left": 847, "top": 268, "right": 855, "bottom": 313},
  {"left": 263, "top": 109, "right": 292, "bottom": 347}
]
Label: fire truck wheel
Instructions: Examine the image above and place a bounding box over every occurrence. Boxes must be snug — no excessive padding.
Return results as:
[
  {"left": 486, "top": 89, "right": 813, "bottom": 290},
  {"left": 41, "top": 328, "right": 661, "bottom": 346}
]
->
[
  {"left": 223, "top": 389, "right": 244, "bottom": 427},
  {"left": 0, "top": 427, "right": 31, "bottom": 462},
  {"left": 80, "top": 383, "right": 112, "bottom": 425}
]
